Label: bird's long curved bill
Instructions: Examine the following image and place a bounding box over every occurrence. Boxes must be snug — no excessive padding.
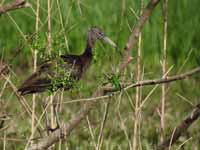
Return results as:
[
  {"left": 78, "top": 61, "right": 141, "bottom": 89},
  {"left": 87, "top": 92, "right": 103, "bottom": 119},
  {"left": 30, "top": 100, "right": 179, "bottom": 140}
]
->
[{"left": 103, "top": 36, "right": 117, "bottom": 48}]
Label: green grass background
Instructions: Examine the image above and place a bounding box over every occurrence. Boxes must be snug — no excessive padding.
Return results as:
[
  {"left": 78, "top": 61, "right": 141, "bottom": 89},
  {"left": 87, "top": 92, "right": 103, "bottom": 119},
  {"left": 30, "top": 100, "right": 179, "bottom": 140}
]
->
[{"left": 0, "top": 0, "right": 200, "bottom": 149}]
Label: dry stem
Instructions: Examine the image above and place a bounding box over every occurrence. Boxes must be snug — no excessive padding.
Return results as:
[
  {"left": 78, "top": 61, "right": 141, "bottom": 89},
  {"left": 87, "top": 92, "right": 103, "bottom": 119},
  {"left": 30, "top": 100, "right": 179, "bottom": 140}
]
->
[{"left": 161, "top": 0, "right": 168, "bottom": 141}]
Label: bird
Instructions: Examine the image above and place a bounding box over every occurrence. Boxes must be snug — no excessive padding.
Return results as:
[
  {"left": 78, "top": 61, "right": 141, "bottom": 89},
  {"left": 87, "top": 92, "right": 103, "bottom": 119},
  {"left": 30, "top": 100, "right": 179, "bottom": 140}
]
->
[{"left": 18, "top": 27, "right": 116, "bottom": 95}]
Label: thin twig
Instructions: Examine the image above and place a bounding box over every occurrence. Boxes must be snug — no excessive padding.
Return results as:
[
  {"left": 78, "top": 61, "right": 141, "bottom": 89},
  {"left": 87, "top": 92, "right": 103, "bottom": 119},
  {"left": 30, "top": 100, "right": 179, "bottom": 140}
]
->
[
  {"left": 97, "top": 102, "right": 109, "bottom": 150},
  {"left": 3, "top": 131, "right": 6, "bottom": 150},
  {"left": 86, "top": 116, "right": 98, "bottom": 149},
  {"left": 31, "top": 0, "right": 40, "bottom": 144},
  {"left": 56, "top": 0, "right": 69, "bottom": 51},
  {"left": 0, "top": 137, "right": 25, "bottom": 142},
  {"left": 133, "top": 0, "right": 143, "bottom": 148},
  {"left": 104, "top": 67, "right": 200, "bottom": 93},
  {"left": 175, "top": 137, "right": 192, "bottom": 150},
  {"left": 117, "top": 103, "right": 132, "bottom": 149},
  {"left": 161, "top": 0, "right": 168, "bottom": 141}
]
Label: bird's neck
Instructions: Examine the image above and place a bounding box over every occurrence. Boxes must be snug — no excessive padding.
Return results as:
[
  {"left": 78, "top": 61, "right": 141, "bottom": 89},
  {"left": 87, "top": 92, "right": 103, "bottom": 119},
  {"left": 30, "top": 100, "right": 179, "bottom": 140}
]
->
[
  {"left": 83, "top": 38, "right": 96, "bottom": 56},
  {"left": 85, "top": 33, "right": 97, "bottom": 54},
  {"left": 76, "top": 38, "right": 95, "bottom": 79},
  {"left": 79, "top": 42, "right": 93, "bottom": 64}
]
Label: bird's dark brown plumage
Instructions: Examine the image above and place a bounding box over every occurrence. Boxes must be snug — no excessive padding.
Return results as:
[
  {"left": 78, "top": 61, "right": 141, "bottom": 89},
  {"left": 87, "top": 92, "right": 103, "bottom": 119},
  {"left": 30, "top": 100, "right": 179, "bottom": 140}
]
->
[{"left": 18, "top": 27, "right": 116, "bottom": 95}]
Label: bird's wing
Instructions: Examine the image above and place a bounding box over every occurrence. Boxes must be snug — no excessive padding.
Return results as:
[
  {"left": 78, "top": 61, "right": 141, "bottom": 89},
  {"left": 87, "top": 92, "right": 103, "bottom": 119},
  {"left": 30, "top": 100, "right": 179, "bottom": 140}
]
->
[
  {"left": 18, "top": 61, "right": 54, "bottom": 95},
  {"left": 21, "top": 61, "right": 54, "bottom": 85},
  {"left": 18, "top": 56, "right": 81, "bottom": 95}
]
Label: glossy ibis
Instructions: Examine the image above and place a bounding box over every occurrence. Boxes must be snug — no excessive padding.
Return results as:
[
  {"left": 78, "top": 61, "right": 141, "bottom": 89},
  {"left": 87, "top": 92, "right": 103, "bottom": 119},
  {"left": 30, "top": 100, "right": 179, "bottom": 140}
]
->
[{"left": 18, "top": 27, "right": 116, "bottom": 95}]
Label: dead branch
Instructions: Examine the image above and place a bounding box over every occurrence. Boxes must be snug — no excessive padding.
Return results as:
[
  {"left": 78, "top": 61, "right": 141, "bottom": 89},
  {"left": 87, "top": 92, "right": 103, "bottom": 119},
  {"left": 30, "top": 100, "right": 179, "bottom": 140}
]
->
[
  {"left": 156, "top": 103, "right": 200, "bottom": 150},
  {"left": 28, "top": 66, "right": 200, "bottom": 150},
  {"left": 28, "top": 0, "right": 163, "bottom": 149},
  {"left": 104, "top": 67, "right": 200, "bottom": 93},
  {"left": 0, "top": 0, "right": 31, "bottom": 15},
  {"left": 57, "top": 67, "right": 199, "bottom": 105},
  {"left": 120, "top": 0, "right": 161, "bottom": 72}
]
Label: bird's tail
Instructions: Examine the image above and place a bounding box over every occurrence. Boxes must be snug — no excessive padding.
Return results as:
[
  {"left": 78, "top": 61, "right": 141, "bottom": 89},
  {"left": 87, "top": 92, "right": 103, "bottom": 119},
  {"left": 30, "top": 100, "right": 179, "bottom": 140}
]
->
[{"left": 18, "top": 78, "right": 51, "bottom": 95}]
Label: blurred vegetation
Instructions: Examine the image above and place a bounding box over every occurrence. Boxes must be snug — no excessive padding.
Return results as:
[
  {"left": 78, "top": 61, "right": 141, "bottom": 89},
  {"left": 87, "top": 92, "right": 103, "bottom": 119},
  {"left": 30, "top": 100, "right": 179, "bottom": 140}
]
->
[{"left": 0, "top": 0, "right": 200, "bottom": 149}]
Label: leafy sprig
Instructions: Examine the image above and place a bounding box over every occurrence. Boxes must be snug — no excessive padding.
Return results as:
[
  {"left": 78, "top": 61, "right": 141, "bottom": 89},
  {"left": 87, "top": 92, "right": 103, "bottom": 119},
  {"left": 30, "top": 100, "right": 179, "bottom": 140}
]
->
[{"left": 103, "top": 73, "right": 121, "bottom": 90}]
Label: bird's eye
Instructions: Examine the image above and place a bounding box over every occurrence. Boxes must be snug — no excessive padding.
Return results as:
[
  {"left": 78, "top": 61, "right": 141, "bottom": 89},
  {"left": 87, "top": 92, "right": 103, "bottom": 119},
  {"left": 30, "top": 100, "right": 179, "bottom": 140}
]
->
[{"left": 99, "top": 32, "right": 104, "bottom": 36}]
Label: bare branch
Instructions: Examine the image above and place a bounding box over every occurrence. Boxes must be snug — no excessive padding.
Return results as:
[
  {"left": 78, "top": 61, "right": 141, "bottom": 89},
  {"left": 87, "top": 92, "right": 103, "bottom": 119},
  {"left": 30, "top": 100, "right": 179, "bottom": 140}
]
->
[
  {"left": 156, "top": 103, "right": 200, "bottom": 150},
  {"left": 104, "top": 67, "right": 200, "bottom": 93},
  {"left": 120, "top": 0, "right": 161, "bottom": 72},
  {"left": 28, "top": 66, "right": 200, "bottom": 150},
  {"left": 0, "top": 0, "right": 31, "bottom": 15}
]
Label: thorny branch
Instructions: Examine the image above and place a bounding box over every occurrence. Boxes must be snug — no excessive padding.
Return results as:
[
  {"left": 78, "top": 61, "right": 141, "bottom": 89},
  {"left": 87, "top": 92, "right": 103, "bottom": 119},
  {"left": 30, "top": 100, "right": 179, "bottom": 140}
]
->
[
  {"left": 0, "top": 0, "right": 31, "bottom": 15},
  {"left": 156, "top": 104, "right": 200, "bottom": 150}
]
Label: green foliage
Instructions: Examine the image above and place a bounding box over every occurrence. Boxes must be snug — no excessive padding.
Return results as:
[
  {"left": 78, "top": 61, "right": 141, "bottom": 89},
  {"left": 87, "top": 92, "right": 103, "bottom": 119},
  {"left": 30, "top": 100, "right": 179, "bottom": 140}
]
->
[
  {"left": 47, "top": 72, "right": 76, "bottom": 94},
  {"left": 29, "top": 33, "right": 68, "bottom": 61},
  {"left": 47, "top": 61, "right": 77, "bottom": 94},
  {"left": 104, "top": 73, "right": 121, "bottom": 90}
]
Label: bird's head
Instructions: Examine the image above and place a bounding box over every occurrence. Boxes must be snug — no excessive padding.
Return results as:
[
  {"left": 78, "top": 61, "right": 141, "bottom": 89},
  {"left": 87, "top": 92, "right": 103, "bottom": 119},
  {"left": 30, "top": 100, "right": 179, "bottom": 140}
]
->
[{"left": 87, "top": 27, "right": 117, "bottom": 48}]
